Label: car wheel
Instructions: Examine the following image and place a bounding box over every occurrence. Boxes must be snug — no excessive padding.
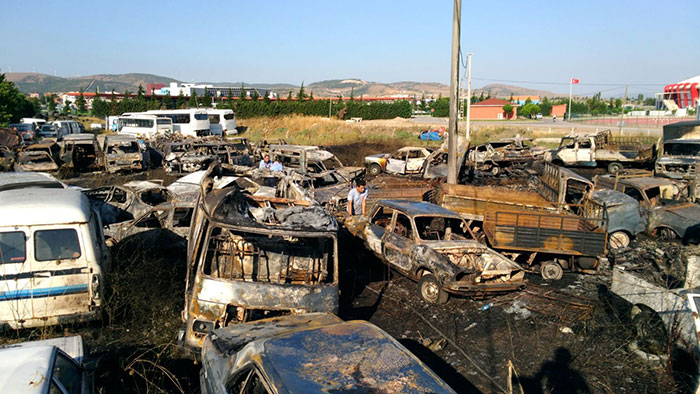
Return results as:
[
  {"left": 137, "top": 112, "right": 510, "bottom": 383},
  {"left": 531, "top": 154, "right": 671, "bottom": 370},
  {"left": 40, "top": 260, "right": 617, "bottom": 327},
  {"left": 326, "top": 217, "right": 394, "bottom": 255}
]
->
[
  {"left": 418, "top": 274, "right": 449, "bottom": 304},
  {"left": 368, "top": 164, "right": 382, "bottom": 176},
  {"left": 654, "top": 227, "right": 678, "bottom": 241},
  {"left": 491, "top": 165, "right": 500, "bottom": 176},
  {"left": 609, "top": 231, "right": 631, "bottom": 250},
  {"left": 607, "top": 162, "right": 624, "bottom": 174},
  {"left": 540, "top": 260, "right": 564, "bottom": 280}
]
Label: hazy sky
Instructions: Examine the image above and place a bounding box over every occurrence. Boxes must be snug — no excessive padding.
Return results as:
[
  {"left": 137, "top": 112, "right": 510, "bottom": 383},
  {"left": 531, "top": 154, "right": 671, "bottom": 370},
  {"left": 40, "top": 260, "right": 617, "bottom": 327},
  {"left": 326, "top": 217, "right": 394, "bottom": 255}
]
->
[{"left": 2, "top": 0, "right": 698, "bottom": 96}]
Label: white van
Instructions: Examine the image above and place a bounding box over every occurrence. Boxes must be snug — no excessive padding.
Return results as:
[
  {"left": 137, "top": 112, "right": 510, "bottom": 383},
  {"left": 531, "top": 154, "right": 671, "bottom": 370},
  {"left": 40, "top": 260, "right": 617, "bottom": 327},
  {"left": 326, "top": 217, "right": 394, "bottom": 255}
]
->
[
  {"left": 20, "top": 118, "right": 47, "bottom": 131},
  {"left": 117, "top": 115, "right": 173, "bottom": 138},
  {"left": 50, "top": 121, "right": 82, "bottom": 141},
  {"left": 205, "top": 109, "right": 237, "bottom": 136},
  {"left": 145, "top": 109, "right": 210, "bottom": 137},
  {"left": 0, "top": 188, "right": 111, "bottom": 329}
]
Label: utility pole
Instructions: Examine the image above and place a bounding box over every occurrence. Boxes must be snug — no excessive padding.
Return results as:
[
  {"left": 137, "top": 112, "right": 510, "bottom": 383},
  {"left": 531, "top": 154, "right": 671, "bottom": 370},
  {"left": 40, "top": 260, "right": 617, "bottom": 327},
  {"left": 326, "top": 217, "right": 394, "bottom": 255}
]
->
[
  {"left": 567, "top": 78, "right": 573, "bottom": 121},
  {"left": 618, "top": 85, "right": 628, "bottom": 134},
  {"left": 465, "top": 53, "right": 472, "bottom": 142},
  {"left": 447, "top": 0, "right": 461, "bottom": 184},
  {"left": 328, "top": 99, "right": 332, "bottom": 119}
]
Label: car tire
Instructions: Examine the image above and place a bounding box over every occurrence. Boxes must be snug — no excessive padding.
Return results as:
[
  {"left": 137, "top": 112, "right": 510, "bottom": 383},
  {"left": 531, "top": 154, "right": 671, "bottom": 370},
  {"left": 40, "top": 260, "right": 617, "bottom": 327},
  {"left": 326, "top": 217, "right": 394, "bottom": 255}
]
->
[
  {"left": 368, "top": 164, "right": 382, "bottom": 176},
  {"left": 653, "top": 227, "right": 678, "bottom": 241},
  {"left": 418, "top": 274, "right": 449, "bottom": 304},
  {"left": 607, "top": 162, "right": 624, "bottom": 174},
  {"left": 540, "top": 260, "right": 564, "bottom": 280},
  {"left": 609, "top": 231, "right": 631, "bottom": 250},
  {"left": 491, "top": 165, "right": 500, "bottom": 176}
]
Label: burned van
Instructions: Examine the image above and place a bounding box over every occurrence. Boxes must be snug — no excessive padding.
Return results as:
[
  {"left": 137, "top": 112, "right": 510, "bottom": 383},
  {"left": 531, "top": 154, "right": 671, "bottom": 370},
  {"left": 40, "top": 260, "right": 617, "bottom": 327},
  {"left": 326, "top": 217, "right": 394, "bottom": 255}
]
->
[{"left": 180, "top": 166, "right": 339, "bottom": 354}]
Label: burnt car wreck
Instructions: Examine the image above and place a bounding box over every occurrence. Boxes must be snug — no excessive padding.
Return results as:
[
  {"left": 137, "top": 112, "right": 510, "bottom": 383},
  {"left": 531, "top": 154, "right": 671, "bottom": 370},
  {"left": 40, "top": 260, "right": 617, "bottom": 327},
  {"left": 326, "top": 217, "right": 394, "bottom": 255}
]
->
[
  {"left": 180, "top": 165, "right": 339, "bottom": 354},
  {"left": 346, "top": 200, "right": 525, "bottom": 303}
]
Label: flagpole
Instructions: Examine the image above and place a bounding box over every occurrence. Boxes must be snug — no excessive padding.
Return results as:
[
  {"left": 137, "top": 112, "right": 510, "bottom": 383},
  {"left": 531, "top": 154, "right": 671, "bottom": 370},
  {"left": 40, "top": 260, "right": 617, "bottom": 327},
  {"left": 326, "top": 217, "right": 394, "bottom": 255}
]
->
[{"left": 567, "top": 77, "right": 573, "bottom": 121}]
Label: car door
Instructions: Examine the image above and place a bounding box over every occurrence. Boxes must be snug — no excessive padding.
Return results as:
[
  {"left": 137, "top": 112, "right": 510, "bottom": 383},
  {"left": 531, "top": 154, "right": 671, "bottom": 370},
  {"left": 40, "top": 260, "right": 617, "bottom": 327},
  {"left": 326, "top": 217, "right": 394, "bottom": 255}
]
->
[
  {"left": 405, "top": 149, "right": 427, "bottom": 173},
  {"left": 576, "top": 137, "right": 595, "bottom": 164},
  {"left": 31, "top": 225, "right": 91, "bottom": 321},
  {"left": 0, "top": 229, "right": 33, "bottom": 325},
  {"left": 386, "top": 151, "right": 407, "bottom": 174},
  {"left": 382, "top": 212, "right": 415, "bottom": 274},
  {"left": 364, "top": 206, "right": 393, "bottom": 255},
  {"left": 50, "top": 349, "right": 85, "bottom": 394}
]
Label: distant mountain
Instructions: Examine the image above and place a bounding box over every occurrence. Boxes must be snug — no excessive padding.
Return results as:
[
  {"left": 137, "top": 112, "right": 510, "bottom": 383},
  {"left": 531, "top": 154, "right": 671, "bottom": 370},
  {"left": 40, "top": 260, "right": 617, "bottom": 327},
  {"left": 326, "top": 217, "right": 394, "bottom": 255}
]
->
[
  {"left": 5, "top": 72, "right": 567, "bottom": 98},
  {"left": 474, "top": 84, "right": 567, "bottom": 98},
  {"left": 6, "top": 72, "right": 178, "bottom": 94}
]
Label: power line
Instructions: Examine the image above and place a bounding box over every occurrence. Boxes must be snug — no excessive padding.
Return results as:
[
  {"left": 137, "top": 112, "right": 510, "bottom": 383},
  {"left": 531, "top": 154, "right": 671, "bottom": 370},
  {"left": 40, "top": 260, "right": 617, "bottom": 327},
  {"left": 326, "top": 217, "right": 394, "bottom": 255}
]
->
[{"left": 471, "top": 77, "right": 665, "bottom": 87}]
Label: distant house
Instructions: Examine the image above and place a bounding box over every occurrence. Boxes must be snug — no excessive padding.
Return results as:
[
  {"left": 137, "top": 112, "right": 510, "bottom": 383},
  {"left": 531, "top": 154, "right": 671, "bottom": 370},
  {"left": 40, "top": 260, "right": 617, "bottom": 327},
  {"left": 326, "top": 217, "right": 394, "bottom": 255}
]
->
[
  {"left": 551, "top": 104, "right": 567, "bottom": 117},
  {"left": 512, "top": 95, "right": 540, "bottom": 105},
  {"left": 471, "top": 98, "right": 518, "bottom": 120}
]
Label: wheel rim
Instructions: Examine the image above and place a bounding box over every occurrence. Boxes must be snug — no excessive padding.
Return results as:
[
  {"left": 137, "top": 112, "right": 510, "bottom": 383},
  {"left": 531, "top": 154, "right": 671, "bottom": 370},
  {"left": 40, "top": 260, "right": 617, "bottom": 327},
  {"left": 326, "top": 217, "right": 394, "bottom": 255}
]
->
[
  {"left": 657, "top": 228, "right": 677, "bottom": 240},
  {"left": 421, "top": 281, "right": 439, "bottom": 302},
  {"left": 609, "top": 231, "right": 630, "bottom": 250},
  {"left": 542, "top": 263, "right": 562, "bottom": 280}
]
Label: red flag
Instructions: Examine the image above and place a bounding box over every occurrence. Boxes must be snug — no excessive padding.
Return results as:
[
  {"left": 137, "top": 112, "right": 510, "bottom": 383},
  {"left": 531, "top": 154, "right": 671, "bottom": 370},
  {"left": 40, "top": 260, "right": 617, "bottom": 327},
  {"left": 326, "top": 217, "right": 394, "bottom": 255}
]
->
[{"left": 571, "top": 78, "right": 580, "bottom": 84}]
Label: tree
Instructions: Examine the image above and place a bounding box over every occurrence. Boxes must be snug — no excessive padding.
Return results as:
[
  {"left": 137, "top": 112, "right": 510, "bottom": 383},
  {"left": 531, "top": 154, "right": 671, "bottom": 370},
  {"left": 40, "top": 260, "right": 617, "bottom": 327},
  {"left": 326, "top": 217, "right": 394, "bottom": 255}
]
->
[
  {"left": 637, "top": 93, "right": 644, "bottom": 105},
  {"left": 137, "top": 84, "right": 145, "bottom": 99},
  {"left": 420, "top": 93, "right": 427, "bottom": 111},
  {"left": 0, "top": 74, "right": 35, "bottom": 125},
  {"left": 308, "top": 91, "right": 313, "bottom": 101},
  {"left": 263, "top": 90, "right": 271, "bottom": 104},
  {"left": 519, "top": 103, "right": 540, "bottom": 118},
  {"left": 188, "top": 91, "right": 199, "bottom": 107},
  {"left": 287, "top": 91, "right": 293, "bottom": 101},
  {"left": 47, "top": 95, "right": 57, "bottom": 113},
  {"left": 502, "top": 104, "right": 514, "bottom": 118},
  {"left": 509, "top": 92, "right": 514, "bottom": 102},
  {"left": 76, "top": 89, "right": 87, "bottom": 114},
  {"left": 478, "top": 91, "right": 485, "bottom": 101},
  {"left": 349, "top": 87, "right": 355, "bottom": 102},
  {"left": 296, "top": 82, "right": 307, "bottom": 101},
  {"left": 91, "top": 97, "right": 110, "bottom": 117},
  {"left": 239, "top": 84, "right": 247, "bottom": 102},
  {"left": 201, "top": 93, "right": 212, "bottom": 107},
  {"left": 62, "top": 100, "right": 72, "bottom": 115},
  {"left": 176, "top": 91, "right": 186, "bottom": 109},
  {"left": 250, "top": 88, "right": 260, "bottom": 101}
]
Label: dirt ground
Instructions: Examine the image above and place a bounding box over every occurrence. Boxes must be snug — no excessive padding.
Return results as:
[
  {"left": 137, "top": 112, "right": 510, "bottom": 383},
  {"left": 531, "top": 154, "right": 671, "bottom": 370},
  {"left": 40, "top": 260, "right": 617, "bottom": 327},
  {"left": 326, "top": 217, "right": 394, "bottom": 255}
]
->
[{"left": 0, "top": 149, "right": 695, "bottom": 393}]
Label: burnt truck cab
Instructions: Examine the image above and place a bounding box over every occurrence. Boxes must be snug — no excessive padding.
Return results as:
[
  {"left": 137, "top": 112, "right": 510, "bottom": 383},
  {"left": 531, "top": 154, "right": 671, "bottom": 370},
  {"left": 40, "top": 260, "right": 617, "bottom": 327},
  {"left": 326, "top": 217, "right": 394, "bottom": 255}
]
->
[
  {"left": 655, "top": 140, "right": 700, "bottom": 200},
  {"left": 346, "top": 200, "right": 525, "bottom": 304},
  {"left": 102, "top": 135, "right": 145, "bottom": 173},
  {"left": 181, "top": 165, "right": 339, "bottom": 355},
  {"left": 61, "top": 133, "right": 104, "bottom": 172}
]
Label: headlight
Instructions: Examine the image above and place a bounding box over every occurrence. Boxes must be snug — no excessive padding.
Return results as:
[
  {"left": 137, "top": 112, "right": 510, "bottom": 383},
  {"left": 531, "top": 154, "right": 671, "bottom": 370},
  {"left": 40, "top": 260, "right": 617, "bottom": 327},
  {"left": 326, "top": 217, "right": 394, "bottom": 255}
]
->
[{"left": 192, "top": 319, "right": 214, "bottom": 334}]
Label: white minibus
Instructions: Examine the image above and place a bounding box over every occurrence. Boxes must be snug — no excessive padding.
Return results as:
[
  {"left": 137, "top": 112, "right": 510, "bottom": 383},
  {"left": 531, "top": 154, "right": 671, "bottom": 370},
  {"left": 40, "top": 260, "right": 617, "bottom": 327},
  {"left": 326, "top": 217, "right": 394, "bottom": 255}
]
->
[
  {"left": 145, "top": 109, "right": 210, "bottom": 137},
  {"left": 205, "top": 109, "right": 237, "bottom": 136},
  {"left": 117, "top": 115, "right": 173, "bottom": 138}
]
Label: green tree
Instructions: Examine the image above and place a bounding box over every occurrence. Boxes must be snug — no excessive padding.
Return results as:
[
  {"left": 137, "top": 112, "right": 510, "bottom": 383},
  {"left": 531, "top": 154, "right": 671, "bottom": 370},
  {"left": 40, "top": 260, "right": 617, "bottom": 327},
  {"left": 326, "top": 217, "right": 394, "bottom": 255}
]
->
[
  {"left": 137, "top": 84, "right": 145, "bottom": 99},
  {"left": 519, "top": 103, "right": 540, "bottom": 118},
  {"left": 509, "top": 92, "right": 514, "bottom": 102},
  {"left": 91, "top": 97, "right": 110, "bottom": 117},
  {"left": 201, "top": 93, "right": 212, "bottom": 107},
  {"left": 349, "top": 87, "right": 355, "bottom": 102},
  {"left": 420, "top": 93, "right": 427, "bottom": 111},
  {"left": 250, "top": 88, "right": 260, "bottom": 101},
  {"left": 263, "top": 90, "right": 271, "bottom": 104},
  {"left": 76, "top": 89, "right": 87, "bottom": 114},
  {"left": 308, "top": 91, "right": 313, "bottom": 101},
  {"left": 478, "top": 91, "right": 485, "bottom": 101},
  {"left": 287, "top": 91, "right": 293, "bottom": 101},
  {"left": 0, "top": 74, "right": 35, "bottom": 125},
  {"left": 48, "top": 94, "right": 57, "bottom": 113},
  {"left": 502, "top": 104, "right": 514, "bottom": 118},
  {"left": 176, "top": 92, "right": 186, "bottom": 109},
  {"left": 188, "top": 91, "right": 199, "bottom": 107},
  {"left": 296, "top": 82, "right": 307, "bottom": 101},
  {"left": 239, "top": 84, "right": 247, "bottom": 102},
  {"left": 62, "top": 100, "right": 72, "bottom": 115}
]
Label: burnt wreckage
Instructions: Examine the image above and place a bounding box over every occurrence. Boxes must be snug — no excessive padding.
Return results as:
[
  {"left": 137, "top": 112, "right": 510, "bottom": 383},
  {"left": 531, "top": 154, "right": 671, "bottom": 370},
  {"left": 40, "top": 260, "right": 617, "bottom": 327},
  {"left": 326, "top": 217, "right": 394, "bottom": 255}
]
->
[{"left": 180, "top": 165, "right": 339, "bottom": 354}]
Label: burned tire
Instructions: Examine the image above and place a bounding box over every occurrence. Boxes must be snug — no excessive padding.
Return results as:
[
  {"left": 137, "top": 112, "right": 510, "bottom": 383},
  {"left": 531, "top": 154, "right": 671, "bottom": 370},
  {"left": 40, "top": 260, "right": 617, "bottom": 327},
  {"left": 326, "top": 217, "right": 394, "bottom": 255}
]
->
[
  {"left": 609, "top": 231, "right": 631, "bottom": 250},
  {"left": 654, "top": 227, "right": 678, "bottom": 241},
  {"left": 368, "top": 164, "right": 382, "bottom": 176},
  {"left": 540, "top": 260, "right": 564, "bottom": 280},
  {"left": 490, "top": 165, "right": 501, "bottom": 176},
  {"left": 607, "top": 162, "right": 624, "bottom": 174},
  {"left": 418, "top": 274, "right": 449, "bottom": 304},
  {"left": 631, "top": 304, "right": 668, "bottom": 357}
]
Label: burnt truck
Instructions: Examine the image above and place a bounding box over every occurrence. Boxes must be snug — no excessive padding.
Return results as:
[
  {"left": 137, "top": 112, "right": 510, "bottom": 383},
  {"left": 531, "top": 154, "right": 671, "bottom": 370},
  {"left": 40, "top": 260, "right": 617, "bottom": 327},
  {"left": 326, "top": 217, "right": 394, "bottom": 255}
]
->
[
  {"left": 436, "top": 163, "right": 608, "bottom": 279},
  {"left": 467, "top": 138, "right": 545, "bottom": 176},
  {"left": 180, "top": 165, "right": 339, "bottom": 354},
  {"left": 548, "top": 130, "right": 658, "bottom": 174},
  {"left": 346, "top": 200, "right": 525, "bottom": 303},
  {"left": 655, "top": 121, "right": 700, "bottom": 200}
]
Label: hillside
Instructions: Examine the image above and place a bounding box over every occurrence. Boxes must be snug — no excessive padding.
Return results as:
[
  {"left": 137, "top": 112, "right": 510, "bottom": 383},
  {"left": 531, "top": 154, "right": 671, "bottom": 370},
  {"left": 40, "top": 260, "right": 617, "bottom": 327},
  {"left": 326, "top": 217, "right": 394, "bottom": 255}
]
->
[{"left": 5, "top": 72, "right": 567, "bottom": 98}]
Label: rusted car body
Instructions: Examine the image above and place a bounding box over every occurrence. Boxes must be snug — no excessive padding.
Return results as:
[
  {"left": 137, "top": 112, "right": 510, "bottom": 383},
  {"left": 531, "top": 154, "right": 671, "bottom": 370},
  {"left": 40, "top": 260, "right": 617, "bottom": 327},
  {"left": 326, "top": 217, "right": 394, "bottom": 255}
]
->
[
  {"left": 61, "top": 133, "right": 104, "bottom": 172},
  {"left": 84, "top": 181, "right": 173, "bottom": 225},
  {"left": 14, "top": 142, "right": 61, "bottom": 172},
  {"left": 269, "top": 144, "right": 365, "bottom": 180},
  {"left": 0, "top": 146, "right": 14, "bottom": 171},
  {"left": 364, "top": 147, "right": 432, "bottom": 176},
  {"left": 181, "top": 166, "right": 339, "bottom": 353},
  {"left": 596, "top": 175, "right": 700, "bottom": 243},
  {"left": 102, "top": 135, "right": 144, "bottom": 173},
  {"left": 587, "top": 189, "right": 646, "bottom": 250},
  {"left": 199, "top": 313, "right": 455, "bottom": 394},
  {"left": 163, "top": 142, "right": 217, "bottom": 174},
  {"left": 346, "top": 200, "right": 525, "bottom": 303},
  {"left": 103, "top": 199, "right": 196, "bottom": 247},
  {"left": 467, "top": 138, "right": 545, "bottom": 176}
]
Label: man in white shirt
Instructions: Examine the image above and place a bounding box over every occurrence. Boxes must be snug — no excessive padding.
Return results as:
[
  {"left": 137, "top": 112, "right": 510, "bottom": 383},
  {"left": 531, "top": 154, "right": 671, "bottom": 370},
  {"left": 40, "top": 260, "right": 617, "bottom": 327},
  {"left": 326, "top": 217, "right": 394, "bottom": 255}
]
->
[{"left": 347, "top": 179, "right": 368, "bottom": 216}]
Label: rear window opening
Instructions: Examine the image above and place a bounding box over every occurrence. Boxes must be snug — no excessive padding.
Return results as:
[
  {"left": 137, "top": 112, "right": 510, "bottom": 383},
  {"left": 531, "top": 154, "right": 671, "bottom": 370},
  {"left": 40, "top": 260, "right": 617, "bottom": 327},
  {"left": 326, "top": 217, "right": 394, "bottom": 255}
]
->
[
  {"left": 34, "top": 229, "right": 81, "bottom": 261},
  {"left": 0, "top": 231, "right": 26, "bottom": 263},
  {"left": 414, "top": 216, "right": 471, "bottom": 241}
]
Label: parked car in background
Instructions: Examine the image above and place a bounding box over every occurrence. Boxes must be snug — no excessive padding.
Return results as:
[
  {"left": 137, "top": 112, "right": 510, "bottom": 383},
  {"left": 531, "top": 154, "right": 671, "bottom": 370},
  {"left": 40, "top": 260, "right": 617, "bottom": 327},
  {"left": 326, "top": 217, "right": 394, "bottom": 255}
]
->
[
  {"left": 51, "top": 121, "right": 82, "bottom": 141},
  {"left": 0, "top": 187, "right": 110, "bottom": 329},
  {"left": 364, "top": 147, "right": 432, "bottom": 176},
  {"left": 0, "top": 335, "right": 93, "bottom": 394},
  {"left": 8, "top": 123, "right": 35, "bottom": 142},
  {"left": 38, "top": 123, "right": 59, "bottom": 139},
  {"left": 199, "top": 313, "right": 455, "bottom": 394}
]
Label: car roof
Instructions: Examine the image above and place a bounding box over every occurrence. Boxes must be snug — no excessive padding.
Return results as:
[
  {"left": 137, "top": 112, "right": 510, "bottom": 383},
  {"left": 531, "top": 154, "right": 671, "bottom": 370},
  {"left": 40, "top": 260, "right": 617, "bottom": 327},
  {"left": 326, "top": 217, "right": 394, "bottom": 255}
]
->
[
  {"left": 106, "top": 135, "right": 137, "bottom": 142},
  {"left": 618, "top": 177, "right": 674, "bottom": 189},
  {"left": 0, "top": 188, "right": 91, "bottom": 226},
  {"left": 0, "top": 172, "right": 66, "bottom": 192},
  {"left": 665, "top": 139, "right": 700, "bottom": 144},
  {"left": 63, "top": 133, "right": 97, "bottom": 141},
  {"left": 378, "top": 200, "right": 463, "bottom": 218},
  {"left": 209, "top": 314, "right": 453, "bottom": 393}
]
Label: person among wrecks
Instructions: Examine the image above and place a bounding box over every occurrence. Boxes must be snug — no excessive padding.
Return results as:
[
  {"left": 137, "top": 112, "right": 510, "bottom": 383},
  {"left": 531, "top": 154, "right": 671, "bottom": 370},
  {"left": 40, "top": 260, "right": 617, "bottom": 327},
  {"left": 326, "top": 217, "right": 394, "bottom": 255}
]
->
[
  {"left": 270, "top": 160, "right": 283, "bottom": 172},
  {"left": 347, "top": 179, "right": 368, "bottom": 216},
  {"left": 259, "top": 154, "right": 272, "bottom": 170}
]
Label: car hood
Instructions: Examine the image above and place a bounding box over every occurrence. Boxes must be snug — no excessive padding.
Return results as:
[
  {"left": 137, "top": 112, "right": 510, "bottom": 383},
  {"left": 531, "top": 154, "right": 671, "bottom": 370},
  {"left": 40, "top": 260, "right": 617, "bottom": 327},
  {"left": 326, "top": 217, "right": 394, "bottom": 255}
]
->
[
  {"left": 657, "top": 156, "right": 700, "bottom": 164},
  {"left": 366, "top": 153, "right": 389, "bottom": 159}
]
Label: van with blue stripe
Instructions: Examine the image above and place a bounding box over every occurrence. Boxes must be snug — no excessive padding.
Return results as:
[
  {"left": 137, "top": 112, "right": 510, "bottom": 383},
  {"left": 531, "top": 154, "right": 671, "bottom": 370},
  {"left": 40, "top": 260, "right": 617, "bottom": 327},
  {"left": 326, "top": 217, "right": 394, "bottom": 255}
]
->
[{"left": 0, "top": 186, "right": 111, "bottom": 329}]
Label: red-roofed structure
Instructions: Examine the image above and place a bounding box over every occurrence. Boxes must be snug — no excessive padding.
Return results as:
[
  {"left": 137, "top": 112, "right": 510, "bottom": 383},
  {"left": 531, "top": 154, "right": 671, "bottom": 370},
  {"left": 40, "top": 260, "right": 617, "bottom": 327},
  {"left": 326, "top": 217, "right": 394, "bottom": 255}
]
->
[{"left": 471, "top": 98, "right": 517, "bottom": 119}]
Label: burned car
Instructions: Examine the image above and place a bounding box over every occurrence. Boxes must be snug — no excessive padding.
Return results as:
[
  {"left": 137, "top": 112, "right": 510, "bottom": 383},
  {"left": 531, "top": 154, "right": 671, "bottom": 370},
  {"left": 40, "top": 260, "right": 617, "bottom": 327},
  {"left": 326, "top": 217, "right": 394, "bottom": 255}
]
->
[
  {"left": 103, "top": 135, "right": 145, "bottom": 173},
  {"left": 14, "top": 141, "right": 61, "bottom": 172},
  {"left": 467, "top": 138, "right": 545, "bottom": 176},
  {"left": 61, "top": 133, "right": 104, "bottom": 172},
  {"left": 269, "top": 144, "right": 364, "bottom": 180},
  {"left": 346, "top": 200, "right": 525, "bottom": 304},
  {"left": 103, "top": 199, "right": 195, "bottom": 247},
  {"left": 596, "top": 175, "right": 700, "bottom": 243},
  {"left": 181, "top": 166, "right": 339, "bottom": 353},
  {"left": 0, "top": 146, "right": 14, "bottom": 171},
  {"left": 163, "top": 141, "right": 217, "bottom": 174},
  {"left": 84, "top": 181, "right": 173, "bottom": 225},
  {"left": 200, "top": 313, "right": 455, "bottom": 394},
  {"left": 364, "top": 147, "right": 432, "bottom": 176}
]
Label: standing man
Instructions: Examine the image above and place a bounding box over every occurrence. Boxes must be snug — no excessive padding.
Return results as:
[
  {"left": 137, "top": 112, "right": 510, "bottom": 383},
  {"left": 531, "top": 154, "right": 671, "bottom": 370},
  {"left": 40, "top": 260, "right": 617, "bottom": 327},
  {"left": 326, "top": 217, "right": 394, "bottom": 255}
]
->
[
  {"left": 347, "top": 179, "right": 368, "bottom": 216},
  {"left": 259, "top": 154, "right": 272, "bottom": 170}
]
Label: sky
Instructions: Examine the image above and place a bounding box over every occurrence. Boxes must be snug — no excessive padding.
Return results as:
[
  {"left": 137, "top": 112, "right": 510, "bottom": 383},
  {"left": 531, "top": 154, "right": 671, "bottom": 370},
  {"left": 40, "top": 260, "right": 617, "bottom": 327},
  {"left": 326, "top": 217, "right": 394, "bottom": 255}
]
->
[{"left": 1, "top": 0, "right": 698, "bottom": 96}]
